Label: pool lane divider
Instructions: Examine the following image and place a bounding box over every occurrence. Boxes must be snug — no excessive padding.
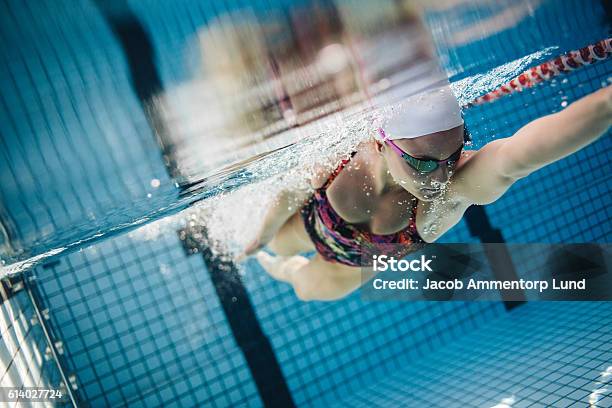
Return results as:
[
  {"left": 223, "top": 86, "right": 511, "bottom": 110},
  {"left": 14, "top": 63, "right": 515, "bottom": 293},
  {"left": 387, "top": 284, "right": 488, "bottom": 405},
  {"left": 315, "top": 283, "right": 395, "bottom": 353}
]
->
[
  {"left": 180, "top": 228, "right": 296, "bottom": 408},
  {"left": 465, "top": 38, "right": 612, "bottom": 107}
]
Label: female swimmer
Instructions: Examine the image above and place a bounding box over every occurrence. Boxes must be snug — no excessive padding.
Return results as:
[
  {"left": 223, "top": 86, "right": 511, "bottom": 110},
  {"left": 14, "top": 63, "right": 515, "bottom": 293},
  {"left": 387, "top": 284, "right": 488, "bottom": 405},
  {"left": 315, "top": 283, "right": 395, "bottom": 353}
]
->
[{"left": 244, "top": 83, "right": 612, "bottom": 301}]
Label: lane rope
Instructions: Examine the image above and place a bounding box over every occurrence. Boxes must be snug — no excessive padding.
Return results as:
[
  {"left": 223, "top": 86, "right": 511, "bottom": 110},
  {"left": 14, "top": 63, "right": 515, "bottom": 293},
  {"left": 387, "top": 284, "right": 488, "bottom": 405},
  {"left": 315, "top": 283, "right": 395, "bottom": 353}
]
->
[{"left": 465, "top": 38, "right": 612, "bottom": 108}]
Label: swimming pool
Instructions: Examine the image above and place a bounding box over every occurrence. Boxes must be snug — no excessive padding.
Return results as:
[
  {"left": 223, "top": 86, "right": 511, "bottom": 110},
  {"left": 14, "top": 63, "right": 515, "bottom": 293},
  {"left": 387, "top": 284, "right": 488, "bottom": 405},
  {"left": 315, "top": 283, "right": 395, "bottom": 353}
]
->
[{"left": 1, "top": 0, "right": 611, "bottom": 407}]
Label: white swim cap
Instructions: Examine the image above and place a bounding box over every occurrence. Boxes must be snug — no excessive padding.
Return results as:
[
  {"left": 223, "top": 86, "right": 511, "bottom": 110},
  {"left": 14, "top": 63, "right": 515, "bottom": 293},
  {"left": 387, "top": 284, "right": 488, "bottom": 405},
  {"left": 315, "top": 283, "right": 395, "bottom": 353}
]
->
[{"left": 382, "top": 85, "right": 464, "bottom": 140}]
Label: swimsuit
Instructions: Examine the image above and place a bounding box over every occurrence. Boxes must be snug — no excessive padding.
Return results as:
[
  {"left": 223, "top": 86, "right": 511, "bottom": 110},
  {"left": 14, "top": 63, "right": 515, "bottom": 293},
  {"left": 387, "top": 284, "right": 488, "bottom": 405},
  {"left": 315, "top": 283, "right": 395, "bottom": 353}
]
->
[{"left": 301, "top": 153, "right": 425, "bottom": 267}]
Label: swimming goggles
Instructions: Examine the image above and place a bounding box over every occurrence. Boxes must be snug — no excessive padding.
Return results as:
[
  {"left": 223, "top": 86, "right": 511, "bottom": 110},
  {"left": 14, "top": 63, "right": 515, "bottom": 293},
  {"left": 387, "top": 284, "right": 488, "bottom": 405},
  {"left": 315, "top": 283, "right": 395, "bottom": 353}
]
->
[{"left": 378, "top": 128, "right": 463, "bottom": 173}]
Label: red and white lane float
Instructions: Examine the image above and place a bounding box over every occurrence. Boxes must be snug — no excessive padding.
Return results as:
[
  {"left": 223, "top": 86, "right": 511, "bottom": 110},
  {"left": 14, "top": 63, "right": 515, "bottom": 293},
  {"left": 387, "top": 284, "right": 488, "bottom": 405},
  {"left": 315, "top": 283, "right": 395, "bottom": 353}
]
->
[{"left": 466, "top": 38, "right": 612, "bottom": 107}]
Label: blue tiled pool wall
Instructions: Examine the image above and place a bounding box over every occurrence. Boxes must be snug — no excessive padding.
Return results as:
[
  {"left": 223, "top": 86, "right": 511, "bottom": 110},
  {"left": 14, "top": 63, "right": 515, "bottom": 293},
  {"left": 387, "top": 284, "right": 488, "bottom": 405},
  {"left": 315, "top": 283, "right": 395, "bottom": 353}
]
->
[
  {"left": 241, "top": 260, "right": 504, "bottom": 407},
  {"left": 28, "top": 223, "right": 505, "bottom": 407},
  {"left": 29, "top": 232, "right": 262, "bottom": 408},
  {"left": 334, "top": 301, "right": 612, "bottom": 408},
  {"left": 0, "top": 282, "right": 68, "bottom": 404},
  {"left": 0, "top": 0, "right": 177, "bottom": 261}
]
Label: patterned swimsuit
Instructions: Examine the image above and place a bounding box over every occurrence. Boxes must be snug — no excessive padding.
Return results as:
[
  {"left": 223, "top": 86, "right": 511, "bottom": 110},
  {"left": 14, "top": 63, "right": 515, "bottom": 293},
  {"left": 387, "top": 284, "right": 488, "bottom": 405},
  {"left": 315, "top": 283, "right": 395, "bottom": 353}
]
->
[{"left": 301, "top": 154, "right": 425, "bottom": 267}]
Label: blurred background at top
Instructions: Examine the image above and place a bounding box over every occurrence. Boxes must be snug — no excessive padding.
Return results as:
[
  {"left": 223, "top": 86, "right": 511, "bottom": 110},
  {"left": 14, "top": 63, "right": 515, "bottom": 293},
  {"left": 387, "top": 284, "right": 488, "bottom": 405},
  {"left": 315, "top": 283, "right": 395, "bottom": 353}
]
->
[{"left": 1, "top": 0, "right": 610, "bottom": 268}]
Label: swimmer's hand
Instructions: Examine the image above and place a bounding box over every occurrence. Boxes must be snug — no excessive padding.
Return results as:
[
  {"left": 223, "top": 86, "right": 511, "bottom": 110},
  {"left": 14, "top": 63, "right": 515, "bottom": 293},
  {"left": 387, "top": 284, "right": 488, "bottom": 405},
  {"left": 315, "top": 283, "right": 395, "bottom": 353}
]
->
[
  {"left": 236, "top": 234, "right": 274, "bottom": 262},
  {"left": 237, "top": 189, "right": 312, "bottom": 262},
  {"left": 256, "top": 251, "right": 309, "bottom": 283},
  {"left": 245, "top": 234, "right": 273, "bottom": 256},
  {"left": 238, "top": 239, "right": 262, "bottom": 261}
]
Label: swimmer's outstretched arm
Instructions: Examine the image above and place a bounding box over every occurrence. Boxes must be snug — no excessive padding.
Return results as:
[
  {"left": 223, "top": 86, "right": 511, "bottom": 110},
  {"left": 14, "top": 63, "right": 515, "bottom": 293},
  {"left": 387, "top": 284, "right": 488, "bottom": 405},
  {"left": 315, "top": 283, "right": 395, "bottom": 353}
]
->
[
  {"left": 256, "top": 252, "right": 362, "bottom": 301},
  {"left": 455, "top": 85, "right": 612, "bottom": 204}
]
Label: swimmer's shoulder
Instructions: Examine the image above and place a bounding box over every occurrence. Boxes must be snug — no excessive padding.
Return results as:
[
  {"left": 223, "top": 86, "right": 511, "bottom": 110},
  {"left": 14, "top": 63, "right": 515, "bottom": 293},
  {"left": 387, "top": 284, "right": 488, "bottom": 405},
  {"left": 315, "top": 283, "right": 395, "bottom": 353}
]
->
[
  {"left": 447, "top": 148, "right": 478, "bottom": 200},
  {"left": 309, "top": 141, "right": 376, "bottom": 190},
  {"left": 450, "top": 141, "right": 518, "bottom": 205},
  {"left": 456, "top": 149, "right": 478, "bottom": 167}
]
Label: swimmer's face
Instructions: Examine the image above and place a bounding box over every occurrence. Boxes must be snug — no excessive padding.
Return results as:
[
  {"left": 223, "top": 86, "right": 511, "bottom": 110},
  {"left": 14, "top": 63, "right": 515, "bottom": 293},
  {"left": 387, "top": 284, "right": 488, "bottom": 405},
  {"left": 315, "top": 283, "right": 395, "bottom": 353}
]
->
[{"left": 381, "top": 125, "right": 465, "bottom": 201}]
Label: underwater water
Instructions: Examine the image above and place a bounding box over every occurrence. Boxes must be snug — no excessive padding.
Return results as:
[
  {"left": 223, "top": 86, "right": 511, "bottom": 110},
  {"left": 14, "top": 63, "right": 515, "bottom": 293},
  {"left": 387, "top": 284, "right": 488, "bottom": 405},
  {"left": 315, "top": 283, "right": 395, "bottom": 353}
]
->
[
  {"left": 1, "top": 0, "right": 611, "bottom": 272},
  {"left": 1, "top": 0, "right": 611, "bottom": 407}
]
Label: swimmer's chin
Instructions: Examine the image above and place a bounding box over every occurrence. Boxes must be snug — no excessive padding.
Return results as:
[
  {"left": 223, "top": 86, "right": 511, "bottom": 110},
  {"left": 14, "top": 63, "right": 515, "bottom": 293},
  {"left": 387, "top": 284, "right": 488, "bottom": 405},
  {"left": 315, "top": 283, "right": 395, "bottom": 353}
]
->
[
  {"left": 416, "top": 189, "right": 443, "bottom": 201},
  {"left": 394, "top": 180, "right": 443, "bottom": 201}
]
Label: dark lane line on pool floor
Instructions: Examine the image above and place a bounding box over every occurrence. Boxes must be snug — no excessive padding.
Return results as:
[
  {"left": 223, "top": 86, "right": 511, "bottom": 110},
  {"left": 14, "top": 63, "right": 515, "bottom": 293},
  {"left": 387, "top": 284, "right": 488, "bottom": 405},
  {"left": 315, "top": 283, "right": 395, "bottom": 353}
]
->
[{"left": 95, "top": 3, "right": 296, "bottom": 406}]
